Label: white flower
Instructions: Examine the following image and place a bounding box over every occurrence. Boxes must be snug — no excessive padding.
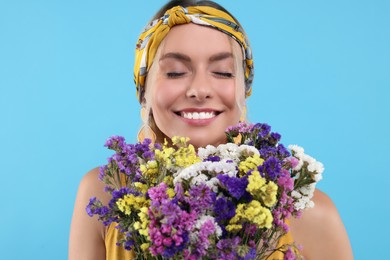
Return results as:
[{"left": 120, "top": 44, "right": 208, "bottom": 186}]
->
[
  {"left": 307, "top": 200, "right": 315, "bottom": 208},
  {"left": 292, "top": 184, "right": 316, "bottom": 211},
  {"left": 217, "top": 143, "right": 241, "bottom": 161},
  {"left": 238, "top": 145, "right": 260, "bottom": 157},
  {"left": 315, "top": 161, "right": 324, "bottom": 175},
  {"left": 294, "top": 201, "right": 305, "bottom": 210},
  {"left": 173, "top": 161, "right": 238, "bottom": 192},
  {"left": 197, "top": 145, "right": 218, "bottom": 160},
  {"left": 314, "top": 173, "right": 323, "bottom": 182},
  {"left": 288, "top": 144, "right": 304, "bottom": 156},
  {"left": 291, "top": 190, "right": 302, "bottom": 199}
]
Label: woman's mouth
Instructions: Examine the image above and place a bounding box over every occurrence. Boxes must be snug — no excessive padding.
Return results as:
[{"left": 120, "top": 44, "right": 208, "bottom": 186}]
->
[
  {"left": 174, "top": 110, "right": 221, "bottom": 125},
  {"left": 181, "top": 111, "right": 216, "bottom": 120}
]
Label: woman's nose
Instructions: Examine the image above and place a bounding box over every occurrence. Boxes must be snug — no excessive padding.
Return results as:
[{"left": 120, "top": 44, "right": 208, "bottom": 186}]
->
[{"left": 185, "top": 72, "right": 212, "bottom": 101}]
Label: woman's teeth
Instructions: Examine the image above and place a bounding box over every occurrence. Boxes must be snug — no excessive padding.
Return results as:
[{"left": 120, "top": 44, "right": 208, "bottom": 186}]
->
[{"left": 181, "top": 112, "right": 216, "bottom": 119}]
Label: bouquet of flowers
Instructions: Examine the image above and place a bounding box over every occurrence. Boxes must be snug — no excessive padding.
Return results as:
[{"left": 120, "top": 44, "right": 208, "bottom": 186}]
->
[{"left": 87, "top": 122, "right": 323, "bottom": 259}]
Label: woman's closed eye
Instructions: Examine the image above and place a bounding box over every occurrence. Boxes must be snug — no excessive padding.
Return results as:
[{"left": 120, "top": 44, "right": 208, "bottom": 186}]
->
[
  {"left": 166, "top": 72, "right": 186, "bottom": 78},
  {"left": 213, "top": 71, "right": 234, "bottom": 78}
]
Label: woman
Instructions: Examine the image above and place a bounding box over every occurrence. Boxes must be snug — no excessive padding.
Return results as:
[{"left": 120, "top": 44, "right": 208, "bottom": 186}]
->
[{"left": 69, "top": 0, "right": 353, "bottom": 259}]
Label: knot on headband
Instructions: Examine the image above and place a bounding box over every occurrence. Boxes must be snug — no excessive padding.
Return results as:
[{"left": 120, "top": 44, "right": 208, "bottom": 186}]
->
[
  {"left": 165, "top": 6, "right": 191, "bottom": 27},
  {"left": 134, "top": 5, "right": 254, "bottom": 102}
]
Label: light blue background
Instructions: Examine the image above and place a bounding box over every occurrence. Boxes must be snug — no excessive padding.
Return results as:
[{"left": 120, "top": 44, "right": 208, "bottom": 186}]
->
[{"left": 1, "top": 0, "right": 389, "bottom": 259}]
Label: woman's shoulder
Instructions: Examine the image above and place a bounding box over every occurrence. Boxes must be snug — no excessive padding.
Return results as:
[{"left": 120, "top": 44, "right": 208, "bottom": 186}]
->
[
  {"left": 290, "top": 189, "right": 353, "bottom": 259},
  {"left": 68, "top": 167, "right": 109, "bottom": 260},
  {"left": 299, "top": 189, "right": 337, "bottom": 220},
  {"left": 77, "top": 167, "right": 111, "bottom": 204}
]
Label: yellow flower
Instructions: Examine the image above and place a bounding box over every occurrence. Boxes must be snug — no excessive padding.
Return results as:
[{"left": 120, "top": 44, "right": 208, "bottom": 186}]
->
[
  {"left": 239, "top": 155, "right": 264, "bottom": 176},
  {"left": 141, "top": 243, "right": 150, "bottom": 251},
  {"left": 134, "top": 182, "right": 148, "bottom": 194},
  {"left": 260, "top": 181, "right": 278, "bottom": 207},
  {"left": 155, "top": 145, "right": 175, "bottom": 169},
  {"left": 172, "top": 136, "right": 201, "bottom": 168},
  {"left": 246, "top": 170, "right": 266, "bottom": 193},
  {"left": 167, "top": 188, "right": 175, "bottom": 198},
  {"left": 226, "top": 224, "right": 242, "bottom": 232},
  {"left": 136, "top": 206, "right": 150, "bottom": 239},
  {"left": 246, "top": 171, "right": 278, "bottom": 207},
  {"left": 172, "top": 136, "right": 190, "bottom": 146},
  {"left": 228, "top": 200, "right": 273, "bottom": 229},
  {"left": 116, "top": 197, "right": 131, "bottom": 215},
  {"left": 140, "top": 160, "right": 159, "bottom": 183},
  {"left": 155, "top": 136, "right": 201, "bottom": 170},
  {"left": 116, "top": 194, "right": 149, "bottom": 215},
  {"left": 163, "top": 175, "right": 174, "bottom": 186}
]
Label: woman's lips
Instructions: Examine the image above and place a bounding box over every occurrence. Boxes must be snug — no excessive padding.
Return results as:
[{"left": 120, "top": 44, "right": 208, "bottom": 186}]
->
[
  {"left": 181, "top": 111, "right": 216, "bottom": 120},
  {"left": 175, "top": 109, "right": 221, "bottom": 125}
]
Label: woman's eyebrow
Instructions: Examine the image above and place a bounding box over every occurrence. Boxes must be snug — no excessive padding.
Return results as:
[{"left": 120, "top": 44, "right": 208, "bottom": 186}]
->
[
  {"left": 209, "top": 52, "right": 233, "bottom": 62},
  {"left": 159, "top": 52, "right": 191, "bottom": 62},
  {"left": 159, "top": 52, "right": 233, "bottom": 63}
]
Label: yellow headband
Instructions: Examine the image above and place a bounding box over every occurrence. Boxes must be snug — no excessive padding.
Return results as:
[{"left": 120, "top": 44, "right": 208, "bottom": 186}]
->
[{"left": 134, "top": 5, "right": 254, "bottom": 102}]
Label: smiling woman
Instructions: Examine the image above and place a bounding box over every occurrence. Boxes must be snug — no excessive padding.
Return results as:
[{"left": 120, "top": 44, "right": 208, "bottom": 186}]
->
[
  {"left": 68, "top": 0, "right": 353, "bottom": 259},
  {"left": 146, "top": 23, "right": 243, "bottom": 148}
]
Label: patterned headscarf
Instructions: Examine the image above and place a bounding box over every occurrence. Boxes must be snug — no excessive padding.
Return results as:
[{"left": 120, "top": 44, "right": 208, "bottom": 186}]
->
[{"left": 134, "top": 5, "right": 254, "bottom": 102}]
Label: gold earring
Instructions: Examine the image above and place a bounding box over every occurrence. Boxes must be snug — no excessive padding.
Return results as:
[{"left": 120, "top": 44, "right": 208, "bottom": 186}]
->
[
  {"left": 137, "top": 106, "right": 156, "bottom": 143},
  {"left": 240, "top": 106, "right": 247, "bottom": 122}
]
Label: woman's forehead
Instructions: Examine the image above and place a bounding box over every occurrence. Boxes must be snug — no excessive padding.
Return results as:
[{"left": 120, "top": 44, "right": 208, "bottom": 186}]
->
[{"left": 161, "top": 23, "right": 233, "bottom": 53}]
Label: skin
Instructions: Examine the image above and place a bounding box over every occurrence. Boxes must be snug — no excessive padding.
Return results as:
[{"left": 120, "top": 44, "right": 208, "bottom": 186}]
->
[
  {"left": 290, "top": 190, "right": 354, "bottom": 259},
  {"left": 148, "top": 24, "right": 243, "bottom": 148},
  {"left": 69, "top": 23, "right": 353, "bottom": 260}
]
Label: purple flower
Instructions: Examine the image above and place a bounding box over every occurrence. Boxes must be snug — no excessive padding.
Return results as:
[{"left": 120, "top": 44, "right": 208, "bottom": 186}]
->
[
  {"left": 123, "top": 239, "right": 135, "bottom": 250},
  {"left": 226, "top": 122, "right": 254, "bottom": 134},
  {"left": 190, "top": 219, "right": 216, "bottom": 258},
  {"left": 109, "top": 187, "right": 135, "bottom": 209},
  {"left": 148, "top": 183, "right": 169, "bottom": 206},
  {"left": 187, "top": 184, "right": 216, "bottom": 214},
  {"left": 104, "top": 135, "right": 125, "bottom": 151},
  {"left": 216, "top": 237, "right": 241, "bottom": 259},
  {"left": 278, "top": 175, "right": 294, "bottom": 191},
  {"left": 204, "top": 155, "right": 221, "bottom": 162},
  {"left": 214, "top": 197, "right": 236, "bottom": 225},
  {"left": 258, "top": 156, "right": 282, "bottom": 180},
  {"left": 242, "top": 248, "right": 256, "bottom": 260},
  {"left": 217, "top": 174, "right": 249, "bottom": 200},
  {"left": 86, "top": 197, "right": 114, "bottom": 226},
  {"left": 111, "top": 187, "right": 132, "bottom": 200},
  {"left": 277, "top": 143, "right": 291, "bottom": 158},
  {"left": 284, "top": 247, "right": 297, "bottom": 260},
  {"left": 255, "top": 123, "right": 271, "bottom": 138},
  {"left": 270, "top": 132, "right": 281, "bottom": 143},
  {"left": 98, "top": 165, "right": 107, "bottom": 181},
  {"left": 284, "top": 156, "right": 299, "bottom": 169},
  {"left": 86, "top": 197, "right": 99, "bottom": 217},
  {"left": 148, "top": 183, "right": 196, "bottom": 257},
  {"left": 259, "top": 146, "right": 278, "bottom": 159}
]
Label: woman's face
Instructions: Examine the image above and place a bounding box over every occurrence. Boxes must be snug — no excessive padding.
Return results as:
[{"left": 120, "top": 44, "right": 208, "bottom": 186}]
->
[{"left": 148, "top": 23, "right": 244, "bottom": 148}]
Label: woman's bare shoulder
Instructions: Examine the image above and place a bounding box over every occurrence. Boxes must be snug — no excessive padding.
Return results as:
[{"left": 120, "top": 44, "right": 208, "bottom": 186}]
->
[
  {"left": 290, "top": 189, "right": 353, "bottom": 260},
  {"left": 79, "top": 168, "right": 109, "bottom": 200},
  {"left": 68, "top": 167, "right": 108, "bottom": 260}
]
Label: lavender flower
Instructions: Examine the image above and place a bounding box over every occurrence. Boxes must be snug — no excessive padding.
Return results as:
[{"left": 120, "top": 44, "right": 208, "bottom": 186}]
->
[
  {"left": 214, "top": 197, "right": 236, "bottom": 224},
  {"left": 258, "top": 156, "right": 282, "bottom": 180},
  {"left": 216, "top": 237, "right": 241, "bottom": 259},
  {"left": 187, "top": 184, "right": 216, "bottom": 214},
  {"left": 217, "top": 174, "right": 249, "bottom": 200}
]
